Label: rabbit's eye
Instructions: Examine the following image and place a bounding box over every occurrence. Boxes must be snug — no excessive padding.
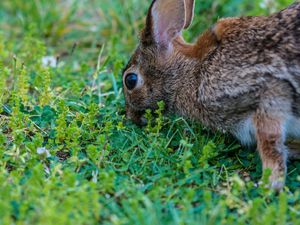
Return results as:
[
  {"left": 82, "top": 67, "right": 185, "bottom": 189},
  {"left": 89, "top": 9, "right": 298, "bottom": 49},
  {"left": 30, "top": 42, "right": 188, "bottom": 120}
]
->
[{"left": 125, "top": 73, "right": 138, "bottom": 90}]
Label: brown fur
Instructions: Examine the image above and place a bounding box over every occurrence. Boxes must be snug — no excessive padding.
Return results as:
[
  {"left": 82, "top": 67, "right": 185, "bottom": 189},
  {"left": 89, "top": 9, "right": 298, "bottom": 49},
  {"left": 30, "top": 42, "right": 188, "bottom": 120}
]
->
[
  {"left": 123, "top": 0, "right": 300, "bottom": 190},
  {"left": 173, "top": 30, "right": 218, "bottom": 60},
  {"left": 213, "top": 17, "right": 241, "bottom": 41},
  {"left": 254, "top": 112, "right": 287, "bottom": 189}
]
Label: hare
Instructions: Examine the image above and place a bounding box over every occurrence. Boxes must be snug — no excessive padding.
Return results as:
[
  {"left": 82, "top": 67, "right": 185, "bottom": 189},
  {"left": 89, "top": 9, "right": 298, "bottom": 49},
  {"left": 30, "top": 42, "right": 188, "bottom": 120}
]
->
[{"left": 122, "top": 0, "right": 300, "bottom": 190}]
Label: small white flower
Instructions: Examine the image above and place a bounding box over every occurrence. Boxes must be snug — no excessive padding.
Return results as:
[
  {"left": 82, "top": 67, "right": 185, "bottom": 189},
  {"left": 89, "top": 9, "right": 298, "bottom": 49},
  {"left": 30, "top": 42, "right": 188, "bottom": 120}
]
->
[
  {"left": 90, "top": 26, "right": 98, "bottom": 32},
  {"left": 41, "top": 56, "right": 57, "bottom": 68},
  {"left": 37, "top": 147, "right": 51, "bottom": 157}
]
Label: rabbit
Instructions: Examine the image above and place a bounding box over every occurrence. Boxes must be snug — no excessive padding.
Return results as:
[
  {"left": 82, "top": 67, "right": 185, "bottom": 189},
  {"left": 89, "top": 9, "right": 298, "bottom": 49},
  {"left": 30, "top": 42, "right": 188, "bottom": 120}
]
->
[{"left": 122, "top": 0, "right": 300, "bottom": 190}]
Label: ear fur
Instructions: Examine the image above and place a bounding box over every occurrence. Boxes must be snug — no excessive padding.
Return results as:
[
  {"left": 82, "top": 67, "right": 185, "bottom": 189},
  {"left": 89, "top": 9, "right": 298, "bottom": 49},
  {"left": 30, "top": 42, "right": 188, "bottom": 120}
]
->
[
  {"left": 152, "top": 0, "right": 185, "bottom": 47},
  {"left": 184, "top": 0, "right": 195, "bottom": 29},
  {"left": 142, "top": 0, "right": 195, "bottom": 49}
]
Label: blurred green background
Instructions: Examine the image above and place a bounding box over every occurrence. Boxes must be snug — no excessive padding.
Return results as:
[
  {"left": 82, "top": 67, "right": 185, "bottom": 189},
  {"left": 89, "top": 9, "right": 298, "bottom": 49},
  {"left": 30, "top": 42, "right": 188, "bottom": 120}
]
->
[
  {"left": 0, "top": 1, "right": 299, "bottom": 225},
  {"left": 0, "top": 0, "right": 295, "bottom": 61}
]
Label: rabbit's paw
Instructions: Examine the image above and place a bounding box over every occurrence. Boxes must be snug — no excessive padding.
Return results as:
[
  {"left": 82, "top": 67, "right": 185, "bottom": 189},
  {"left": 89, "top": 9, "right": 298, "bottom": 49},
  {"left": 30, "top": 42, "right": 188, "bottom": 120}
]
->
[{"left": 270, "top": 180, "right": 284, "bottom": 191}]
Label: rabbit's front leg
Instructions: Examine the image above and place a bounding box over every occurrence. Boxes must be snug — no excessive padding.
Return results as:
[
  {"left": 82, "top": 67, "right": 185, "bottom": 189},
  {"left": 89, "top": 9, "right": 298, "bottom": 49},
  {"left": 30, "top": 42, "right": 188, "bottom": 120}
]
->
[{"left": 254, "top": 110, "right": 288, "bottom": 190}]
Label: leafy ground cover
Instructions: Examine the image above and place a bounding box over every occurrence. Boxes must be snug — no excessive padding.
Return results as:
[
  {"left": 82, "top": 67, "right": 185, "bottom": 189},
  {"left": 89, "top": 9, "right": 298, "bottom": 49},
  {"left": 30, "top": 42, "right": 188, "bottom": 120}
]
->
[{"left": 0, "top": 0, "right": 299, "bottom": 224}]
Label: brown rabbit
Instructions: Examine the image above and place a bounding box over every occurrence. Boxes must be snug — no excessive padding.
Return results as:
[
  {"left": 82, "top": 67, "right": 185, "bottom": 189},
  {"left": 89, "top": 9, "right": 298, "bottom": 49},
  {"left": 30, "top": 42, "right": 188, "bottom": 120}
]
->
[{"left": 122, "top": 0, "right": 300, "bottom": 190}]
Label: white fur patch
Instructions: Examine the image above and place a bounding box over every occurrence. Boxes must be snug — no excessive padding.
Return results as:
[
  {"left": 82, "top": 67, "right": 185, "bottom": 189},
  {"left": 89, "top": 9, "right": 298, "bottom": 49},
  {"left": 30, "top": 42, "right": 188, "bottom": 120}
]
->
[
  {"left": 233, "top": 116, "right": 256, "bottom": 146},
  {"left": 286, "top": 115, "right": 300, "bottom": 139},
  {"left": 234, "top": 115, "right": 300, "bottom": 147}
]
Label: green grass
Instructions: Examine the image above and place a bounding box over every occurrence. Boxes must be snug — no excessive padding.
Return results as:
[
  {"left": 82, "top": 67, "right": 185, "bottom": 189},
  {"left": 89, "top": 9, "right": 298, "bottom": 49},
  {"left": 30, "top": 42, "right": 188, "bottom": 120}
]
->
[{"left": 0, "top": 0, "right": 299, "bottom": 224}]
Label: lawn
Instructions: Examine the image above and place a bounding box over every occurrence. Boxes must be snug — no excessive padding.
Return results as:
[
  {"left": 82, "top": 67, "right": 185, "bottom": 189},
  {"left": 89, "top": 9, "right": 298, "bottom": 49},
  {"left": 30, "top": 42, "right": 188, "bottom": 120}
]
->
[{"left": 0, "top": 0, "right": 299, "bottom": 224}]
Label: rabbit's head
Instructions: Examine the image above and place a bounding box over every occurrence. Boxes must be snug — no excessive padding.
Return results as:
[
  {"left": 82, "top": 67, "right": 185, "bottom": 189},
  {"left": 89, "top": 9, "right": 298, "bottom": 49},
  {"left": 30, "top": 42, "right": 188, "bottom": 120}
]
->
[{"left": 123, "top": 0, "right": 196, "bottom": 125}]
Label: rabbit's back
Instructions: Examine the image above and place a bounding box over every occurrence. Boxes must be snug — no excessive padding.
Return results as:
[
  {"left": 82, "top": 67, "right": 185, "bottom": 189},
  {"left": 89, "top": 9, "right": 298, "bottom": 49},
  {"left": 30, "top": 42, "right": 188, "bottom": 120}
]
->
[
  {"left": 195, "top": 2, "right": 300, "bottom": 132},
  {"left": 210, "top": 2, "right": 300, "bottom": 88},
  {"left": 214, "top": 2, "right": 300, "bottom": 57}
]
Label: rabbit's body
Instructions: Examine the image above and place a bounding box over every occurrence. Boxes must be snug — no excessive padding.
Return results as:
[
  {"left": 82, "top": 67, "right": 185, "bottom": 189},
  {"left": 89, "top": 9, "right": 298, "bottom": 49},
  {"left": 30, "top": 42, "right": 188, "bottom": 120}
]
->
[
  {"left": 172, "top": 4, "right": 300, "bottom": 142},
  {"left": 123, "top": 0, "right": 300, "bottom": 190}
]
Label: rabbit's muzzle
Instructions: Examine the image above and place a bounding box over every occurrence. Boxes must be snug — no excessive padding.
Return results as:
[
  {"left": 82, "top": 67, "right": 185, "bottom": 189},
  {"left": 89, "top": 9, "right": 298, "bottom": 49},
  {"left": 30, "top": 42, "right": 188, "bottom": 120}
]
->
[{"left": 125, "top": 105, "right": 147, "bottom": 126}]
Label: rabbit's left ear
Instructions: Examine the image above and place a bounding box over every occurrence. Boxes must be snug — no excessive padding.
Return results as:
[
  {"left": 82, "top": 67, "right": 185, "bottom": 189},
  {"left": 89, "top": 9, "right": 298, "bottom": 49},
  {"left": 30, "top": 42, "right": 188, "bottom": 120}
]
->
[{"left": 143, "top": 0, "right": 194, "bottom": 49}]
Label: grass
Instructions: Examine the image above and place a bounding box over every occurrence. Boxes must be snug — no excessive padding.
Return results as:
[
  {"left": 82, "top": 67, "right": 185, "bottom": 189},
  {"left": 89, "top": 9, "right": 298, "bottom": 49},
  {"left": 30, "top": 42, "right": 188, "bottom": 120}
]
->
[{"left": 0, "top": 0, "right": 299, "bottom": 224}]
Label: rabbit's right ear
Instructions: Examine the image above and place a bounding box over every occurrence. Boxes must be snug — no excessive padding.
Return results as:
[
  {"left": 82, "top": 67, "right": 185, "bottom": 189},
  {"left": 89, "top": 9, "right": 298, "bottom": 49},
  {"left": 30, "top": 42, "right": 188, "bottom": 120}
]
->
[
  {"left": 142, "top": 0, "right": 194, "bottom": 50},
  {"left": 184, "top": 0, "right": 195, "bottom": 29}
]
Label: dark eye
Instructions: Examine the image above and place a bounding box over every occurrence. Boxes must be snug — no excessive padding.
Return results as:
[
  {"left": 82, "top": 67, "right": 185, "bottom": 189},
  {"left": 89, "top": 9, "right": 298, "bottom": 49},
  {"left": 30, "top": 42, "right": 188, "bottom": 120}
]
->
[{"left": 125, "top": 73, "right": 138, "bottom": 90}]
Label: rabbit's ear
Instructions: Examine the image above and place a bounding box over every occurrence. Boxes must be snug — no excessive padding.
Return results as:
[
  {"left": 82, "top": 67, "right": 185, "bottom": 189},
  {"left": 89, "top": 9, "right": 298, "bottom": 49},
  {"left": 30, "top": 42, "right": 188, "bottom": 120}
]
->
[
  {"left": 143, "top": 0, "right": 186, "bottom": 48},
  {"left": 184, "top": 0, "right": 195, "bottom": 29}
]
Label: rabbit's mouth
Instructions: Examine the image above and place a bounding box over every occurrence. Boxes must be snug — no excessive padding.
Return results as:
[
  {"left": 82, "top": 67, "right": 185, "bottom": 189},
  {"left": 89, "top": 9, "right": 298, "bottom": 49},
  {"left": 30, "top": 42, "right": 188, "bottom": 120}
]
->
[{"left": 125, "top": 106, "right": 147, "bottom": 126}]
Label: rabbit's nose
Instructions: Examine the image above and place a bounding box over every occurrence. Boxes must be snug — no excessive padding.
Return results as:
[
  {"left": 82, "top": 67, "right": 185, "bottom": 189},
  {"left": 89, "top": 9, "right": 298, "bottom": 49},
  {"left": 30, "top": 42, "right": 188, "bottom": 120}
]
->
[
  {"left": 140, "top": 116, "right": 147, "bottom": 126},
  {"left": 129, "top": 114, "right": 147, "bottom": 127}
]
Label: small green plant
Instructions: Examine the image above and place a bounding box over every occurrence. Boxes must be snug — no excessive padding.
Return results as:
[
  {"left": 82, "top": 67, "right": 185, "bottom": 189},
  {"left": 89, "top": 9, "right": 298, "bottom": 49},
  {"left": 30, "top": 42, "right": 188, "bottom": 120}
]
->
[
  {"left": 145, "top": 100, "right": 166, "bottom": 134},
  {"left": 16, "top": 65, "right": 29, "bottom": 104}
]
